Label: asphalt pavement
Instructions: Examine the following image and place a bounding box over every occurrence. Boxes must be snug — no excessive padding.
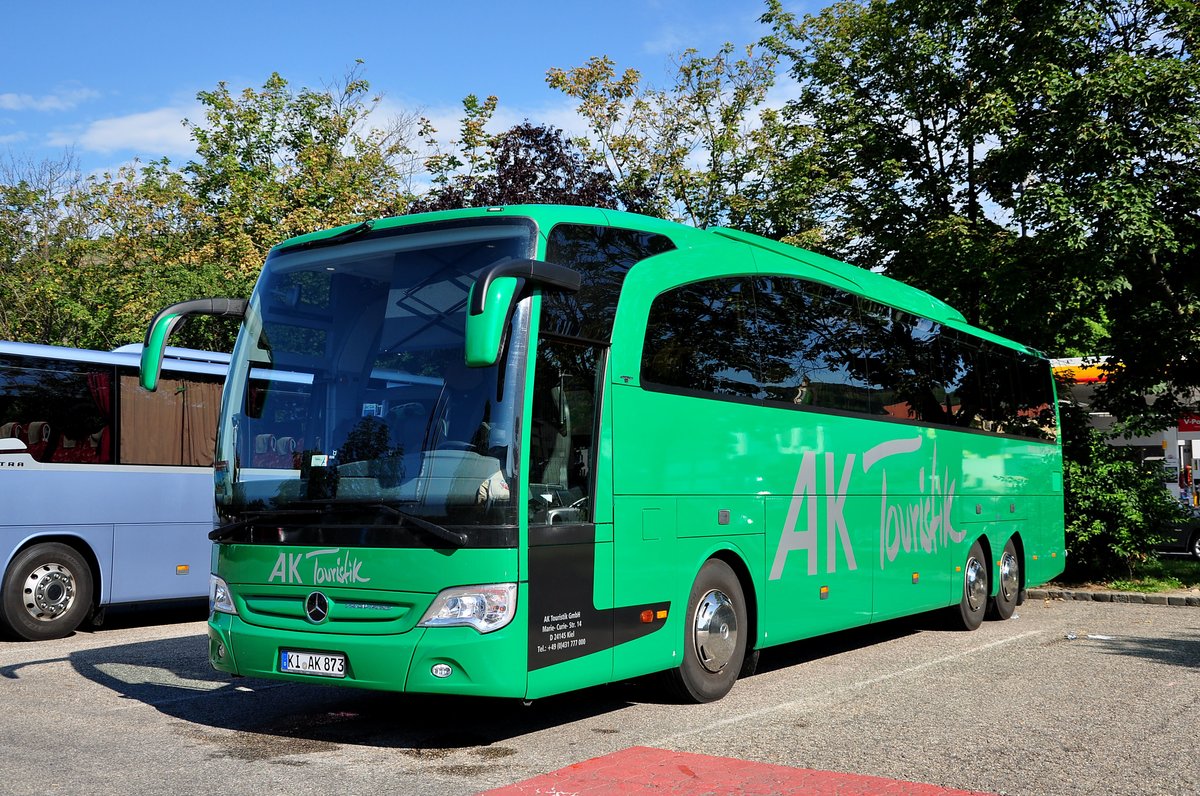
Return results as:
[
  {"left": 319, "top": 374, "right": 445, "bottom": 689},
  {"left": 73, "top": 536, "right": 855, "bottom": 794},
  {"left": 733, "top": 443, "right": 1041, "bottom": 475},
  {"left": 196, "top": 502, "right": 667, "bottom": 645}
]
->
[{"left": 0, "top": 598, "right": 1196, "bottom": 795}]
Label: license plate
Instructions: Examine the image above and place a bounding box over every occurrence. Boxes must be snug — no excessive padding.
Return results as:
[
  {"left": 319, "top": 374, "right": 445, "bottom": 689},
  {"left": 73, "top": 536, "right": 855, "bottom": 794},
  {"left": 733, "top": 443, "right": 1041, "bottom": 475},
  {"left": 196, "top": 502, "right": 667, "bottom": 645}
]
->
[{"left": 280, "top": 650, "right": 346, "bottom": 678}]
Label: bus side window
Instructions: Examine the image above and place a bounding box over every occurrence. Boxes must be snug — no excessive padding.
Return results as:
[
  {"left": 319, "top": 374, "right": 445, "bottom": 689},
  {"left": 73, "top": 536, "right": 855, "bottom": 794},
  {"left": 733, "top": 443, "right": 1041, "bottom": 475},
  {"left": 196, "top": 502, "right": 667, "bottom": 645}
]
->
[
  {"left": 118, "top": 372, "right": 220, "bottom": 466},
  {"left": 641, "top": 278, "right": 762, "bottom": 400},
  {"left": 528, "top": 338, "right": 599, "bottom": 526},
  {"left": 756, "top": 277, "right": 872, "bottom": 413},
  {"left": 0, "top": 357, "right": 114, "bottom": 464}
]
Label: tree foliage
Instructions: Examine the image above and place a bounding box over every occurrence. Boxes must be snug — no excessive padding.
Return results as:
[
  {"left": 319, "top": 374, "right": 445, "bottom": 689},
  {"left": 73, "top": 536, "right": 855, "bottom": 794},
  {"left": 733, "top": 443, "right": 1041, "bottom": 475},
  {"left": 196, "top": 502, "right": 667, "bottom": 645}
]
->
[
  {"left": 183, "top": 67, "right": 419, "bottom": 281},
  {"left": 0, "top": 153, "right": 92, "bottom": 345},
  {"left": 411, "top": 97, "right": 618, "bottom": 212},
  {"left": 547, "top": 47, "right": 824, "bottom": 241},
  {"left": 763, "top": 0, "right": 1200, "bottom": 431},
  {"left": 1059, "top": 401, "right": 1185, "bottom": 578},
  {"left": 1, "top": 67, "right": 420, "bottom": 351}
]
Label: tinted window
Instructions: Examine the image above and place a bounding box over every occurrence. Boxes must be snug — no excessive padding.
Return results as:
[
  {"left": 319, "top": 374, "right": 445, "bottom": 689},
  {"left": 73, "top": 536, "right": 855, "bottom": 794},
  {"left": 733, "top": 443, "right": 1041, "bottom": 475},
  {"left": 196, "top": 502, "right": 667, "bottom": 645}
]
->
[
  {"left": 637, "top": 277, "right": 1056, "bottom": 441},
  {"left": 756, "top": 277, "right": 873, "bottom": 412},
  {"left": 642, "top": 278, "right": 760, "bottom": 399},
  {"left": 939, "top": 331, "right": 987, "bottom": 430},
  {"left": 981, "top": 347, "right": 1057, "bottom": 441},
  {"left": 544, "top": 224, "right": 675, "bottom": 342},
  {"left": 860, "top": 307, "right": 961, "bottom": 424},
  {"left": 0, "top": 356, "right": 115, "bottom": 463}
]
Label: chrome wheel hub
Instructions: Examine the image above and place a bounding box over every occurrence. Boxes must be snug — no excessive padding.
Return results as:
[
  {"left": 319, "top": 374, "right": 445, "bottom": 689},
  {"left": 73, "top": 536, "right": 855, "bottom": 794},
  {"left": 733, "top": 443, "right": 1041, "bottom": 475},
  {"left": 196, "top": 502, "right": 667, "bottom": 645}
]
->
[
  {"left": 999, "top": 551, "right": 1019, "bottom": 602},
  {"left": 964, "top": 556, "right": 987, "bottom": 613},
  {"left": 23, "top": 563, "right": 76, "bottom": 622},
  {"left": 693, "top": 589, "right": 738, "bottom": 673}
]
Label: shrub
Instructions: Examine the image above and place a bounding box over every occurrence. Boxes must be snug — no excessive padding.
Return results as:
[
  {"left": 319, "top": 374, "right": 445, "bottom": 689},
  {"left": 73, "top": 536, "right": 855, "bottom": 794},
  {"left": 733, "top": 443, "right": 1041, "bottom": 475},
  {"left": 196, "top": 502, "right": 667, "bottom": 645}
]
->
[{"left": 1060, "top": 403, "right": 1184, "bottom": 580}]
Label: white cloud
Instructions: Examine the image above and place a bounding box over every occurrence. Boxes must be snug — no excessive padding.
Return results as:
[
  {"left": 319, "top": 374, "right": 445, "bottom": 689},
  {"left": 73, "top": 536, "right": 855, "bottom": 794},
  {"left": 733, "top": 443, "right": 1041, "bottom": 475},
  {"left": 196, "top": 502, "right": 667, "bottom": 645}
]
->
[
  {"left": 48, "top": 105, "right": 201, "bottom": 158},
  {"left": 0, "top": 88, "right": 100, "bottom": 112}
]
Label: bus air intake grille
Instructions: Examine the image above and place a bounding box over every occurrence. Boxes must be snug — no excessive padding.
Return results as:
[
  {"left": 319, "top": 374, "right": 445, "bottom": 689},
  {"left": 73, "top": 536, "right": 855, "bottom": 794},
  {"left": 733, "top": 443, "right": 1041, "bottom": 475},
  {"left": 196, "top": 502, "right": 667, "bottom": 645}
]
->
[{"left": 238, "top": 591, "right": 421, "bottom": 634}]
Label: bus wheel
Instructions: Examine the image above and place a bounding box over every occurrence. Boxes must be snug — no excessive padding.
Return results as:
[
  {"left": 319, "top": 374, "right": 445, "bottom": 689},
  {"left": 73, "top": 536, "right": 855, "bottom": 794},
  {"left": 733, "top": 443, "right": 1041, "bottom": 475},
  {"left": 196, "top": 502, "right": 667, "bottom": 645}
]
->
[
  {"left": 954, "top": 540, "right": 988, "bottom": 631},
  {"left": 0, "top": 543, "right": 94, "bottom": 641},
  {"left": 988, "top": 539, "right": 1021, "bottom": 621},
  {"left": 666, "top": 559, "right": 747, "bottom": 703}
]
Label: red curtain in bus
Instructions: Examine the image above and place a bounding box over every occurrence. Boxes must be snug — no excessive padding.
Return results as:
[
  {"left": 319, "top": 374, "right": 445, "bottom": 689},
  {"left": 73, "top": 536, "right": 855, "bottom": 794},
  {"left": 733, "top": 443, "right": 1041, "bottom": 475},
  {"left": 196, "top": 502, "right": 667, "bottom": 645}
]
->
[{"left": 86, "top": 371, "right": 113, "bottom": 462}]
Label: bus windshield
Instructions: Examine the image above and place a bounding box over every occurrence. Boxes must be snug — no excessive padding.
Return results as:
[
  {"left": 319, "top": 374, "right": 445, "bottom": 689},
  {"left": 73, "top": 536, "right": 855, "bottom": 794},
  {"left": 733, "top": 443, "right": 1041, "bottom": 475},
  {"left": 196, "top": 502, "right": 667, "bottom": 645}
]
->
[{"left": 215, "top": 219, "right": 536, "bottom": 538}]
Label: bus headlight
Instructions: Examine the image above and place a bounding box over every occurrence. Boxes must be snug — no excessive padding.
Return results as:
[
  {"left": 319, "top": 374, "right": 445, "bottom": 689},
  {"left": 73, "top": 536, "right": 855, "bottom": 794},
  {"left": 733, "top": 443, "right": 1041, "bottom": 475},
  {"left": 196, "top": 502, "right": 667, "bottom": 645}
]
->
[
  {"left": 209, "top": 574, "right": 236, "bottom": 616},
  {"left": 418, "top": 583, "right": 517, "bottom": 633}
]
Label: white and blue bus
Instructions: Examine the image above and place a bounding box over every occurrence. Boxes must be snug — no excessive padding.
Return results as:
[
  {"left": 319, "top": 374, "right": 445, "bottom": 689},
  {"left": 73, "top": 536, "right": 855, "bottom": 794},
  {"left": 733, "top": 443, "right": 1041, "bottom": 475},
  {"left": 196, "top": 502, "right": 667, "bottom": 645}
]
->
[{"left": 0, "top": 340, "right": 228, "bottom": 640}]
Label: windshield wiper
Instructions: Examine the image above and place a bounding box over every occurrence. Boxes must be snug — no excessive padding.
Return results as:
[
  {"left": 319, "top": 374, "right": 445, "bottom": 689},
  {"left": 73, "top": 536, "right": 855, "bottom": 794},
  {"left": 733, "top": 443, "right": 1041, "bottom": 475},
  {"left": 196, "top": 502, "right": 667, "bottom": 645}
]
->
[
  {"left": 209, "top": 508, "right": 326, "bottom": 541},
  {"left": 295, "top": 220, "right": 375, "bottom": 252},
  {"left": 372, "top": 503, "right": 468, "bottom": 548},
  {"left": 213, "top": 500, "right": 468, "bottom": 548}
]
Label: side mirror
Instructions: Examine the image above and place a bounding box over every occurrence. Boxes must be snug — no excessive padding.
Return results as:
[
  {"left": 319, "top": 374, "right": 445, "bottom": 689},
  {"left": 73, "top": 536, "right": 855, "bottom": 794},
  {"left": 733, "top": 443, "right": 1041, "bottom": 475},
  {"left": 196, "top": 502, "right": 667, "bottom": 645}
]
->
[
  {"left": 465, "top": 276, "right": 519, "bottom": 367},
  {"left": 140, "top": 298, "right": 247, "bottom": 391},
  {"left": 463, "top": 258, "right": 581, "bottom": 368}
]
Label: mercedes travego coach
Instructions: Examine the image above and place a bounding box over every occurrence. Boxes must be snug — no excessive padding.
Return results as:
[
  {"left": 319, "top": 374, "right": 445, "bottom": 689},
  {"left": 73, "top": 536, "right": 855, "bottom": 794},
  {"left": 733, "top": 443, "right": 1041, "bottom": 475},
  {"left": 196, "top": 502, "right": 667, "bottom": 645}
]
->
[{"left": 140, "top": 205, "right": 1064, "bottom": 703}]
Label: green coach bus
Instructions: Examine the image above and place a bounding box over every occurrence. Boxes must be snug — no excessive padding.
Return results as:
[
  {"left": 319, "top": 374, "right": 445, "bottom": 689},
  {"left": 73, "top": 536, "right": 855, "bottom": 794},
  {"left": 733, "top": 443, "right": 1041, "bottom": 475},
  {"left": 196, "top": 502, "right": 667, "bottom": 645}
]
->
[{"left": 141, "top": 205, "right": 1064, "bottom": 703}]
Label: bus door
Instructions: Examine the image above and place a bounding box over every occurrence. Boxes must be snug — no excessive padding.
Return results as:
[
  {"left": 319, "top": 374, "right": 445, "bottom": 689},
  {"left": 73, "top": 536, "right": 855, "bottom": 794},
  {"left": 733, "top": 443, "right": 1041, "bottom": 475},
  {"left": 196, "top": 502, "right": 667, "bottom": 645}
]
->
[{"left": 524, "top": 336, "right": 615, "bottom": 697}]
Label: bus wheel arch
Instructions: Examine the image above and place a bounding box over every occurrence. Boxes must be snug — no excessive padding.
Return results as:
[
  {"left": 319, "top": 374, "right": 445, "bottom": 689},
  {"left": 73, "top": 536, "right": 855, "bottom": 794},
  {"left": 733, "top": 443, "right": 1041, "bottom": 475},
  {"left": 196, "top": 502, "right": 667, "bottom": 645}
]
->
[
  {"left": 988, "top": 535, "right": 1023, "bottom": 621},
  {"left": 0, "top": 537, "right": 98, "bottom": 641},
  {"left": 711, "top": 549, "right": 759, "bottom": 678},
  {"left": 665, "top": 556, "right": 750, "bottom": 703}
]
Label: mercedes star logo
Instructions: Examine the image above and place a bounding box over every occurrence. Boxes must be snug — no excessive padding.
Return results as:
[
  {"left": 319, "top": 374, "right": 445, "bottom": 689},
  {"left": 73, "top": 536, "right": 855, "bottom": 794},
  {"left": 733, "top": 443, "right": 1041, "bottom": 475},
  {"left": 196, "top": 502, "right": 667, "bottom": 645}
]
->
[{"left": 304, "top": 591, "right": 330, "bottom": 623}]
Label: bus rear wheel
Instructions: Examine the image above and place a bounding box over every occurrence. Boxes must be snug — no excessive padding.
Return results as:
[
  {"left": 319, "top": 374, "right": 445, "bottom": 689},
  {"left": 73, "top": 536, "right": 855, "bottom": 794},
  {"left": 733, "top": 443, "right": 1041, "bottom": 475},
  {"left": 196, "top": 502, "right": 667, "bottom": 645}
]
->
[
  {"left": 954, "top": 540, "right": 988, "bottom": 631},
  {"left": 665, "top": 559, "right": 747, "bottom": 703},
  {"left": 988, "top": 539, "right": 1021, "bottom": 621},
  {"left": 0, "top": 543, "right": 93, "bottom": 641}
]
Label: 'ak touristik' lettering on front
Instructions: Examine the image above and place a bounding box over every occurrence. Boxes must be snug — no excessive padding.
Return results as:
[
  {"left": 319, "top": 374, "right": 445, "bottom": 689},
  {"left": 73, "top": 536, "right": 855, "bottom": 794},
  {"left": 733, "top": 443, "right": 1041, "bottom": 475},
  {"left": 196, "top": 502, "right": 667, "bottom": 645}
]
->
[{"left": 267, "top": 548, "right": 371, "bottom": 585}]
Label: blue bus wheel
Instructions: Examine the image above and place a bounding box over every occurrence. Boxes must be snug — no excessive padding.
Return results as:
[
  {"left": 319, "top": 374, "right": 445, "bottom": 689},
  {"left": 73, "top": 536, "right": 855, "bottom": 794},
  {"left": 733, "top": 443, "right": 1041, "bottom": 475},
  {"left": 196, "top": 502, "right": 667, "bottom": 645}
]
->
[{"left": 0, "top": 543, "right": 94, "bottom": 642}]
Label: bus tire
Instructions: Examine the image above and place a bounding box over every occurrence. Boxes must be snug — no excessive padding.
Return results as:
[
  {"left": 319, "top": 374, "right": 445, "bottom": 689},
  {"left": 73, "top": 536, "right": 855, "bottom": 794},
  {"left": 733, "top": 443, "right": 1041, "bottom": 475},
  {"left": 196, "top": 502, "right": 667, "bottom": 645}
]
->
[
  {"left": 954, "top": 540, "right": 988, "bottom": 631},
  {"left": 988, "top": 538, "right": 1020, "bottom": 621},
  {"left": 665, "top": 558, "right": 747, "bottom": 703},
  {"left": 739, "top": 647, "right": 761, "bottom": 679},
  {"left": 0, "top": 543, "right": 94, "bottom": 641}
]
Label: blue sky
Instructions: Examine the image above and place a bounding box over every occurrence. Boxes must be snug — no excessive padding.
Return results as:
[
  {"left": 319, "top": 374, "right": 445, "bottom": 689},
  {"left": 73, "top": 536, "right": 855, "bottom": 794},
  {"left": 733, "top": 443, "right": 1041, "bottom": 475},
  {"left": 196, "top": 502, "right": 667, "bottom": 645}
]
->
[{"left": 2, "top": 0, "right": 814, "bottom": 177}]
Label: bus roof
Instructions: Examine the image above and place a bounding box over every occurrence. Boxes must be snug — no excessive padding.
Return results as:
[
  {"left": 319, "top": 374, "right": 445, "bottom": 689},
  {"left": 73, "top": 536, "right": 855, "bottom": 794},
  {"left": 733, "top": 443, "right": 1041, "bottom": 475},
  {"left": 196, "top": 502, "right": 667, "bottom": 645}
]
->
[{"left": 0, "top": 340, "right": 229, "bottom": 376}]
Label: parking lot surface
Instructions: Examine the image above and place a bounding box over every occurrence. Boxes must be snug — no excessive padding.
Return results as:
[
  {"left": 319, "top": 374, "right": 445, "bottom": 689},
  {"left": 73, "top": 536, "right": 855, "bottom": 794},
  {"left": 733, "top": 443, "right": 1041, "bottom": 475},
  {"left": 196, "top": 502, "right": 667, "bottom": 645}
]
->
[{"left": 0, "top": 598, "right": 1196, "bottom": 795}]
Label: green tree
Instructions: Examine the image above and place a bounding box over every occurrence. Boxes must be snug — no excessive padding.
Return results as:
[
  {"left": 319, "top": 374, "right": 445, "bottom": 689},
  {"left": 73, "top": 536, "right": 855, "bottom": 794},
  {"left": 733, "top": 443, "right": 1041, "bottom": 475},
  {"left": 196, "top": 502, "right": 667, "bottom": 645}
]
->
[
  {"left": 993, "top": 0, "right": 1200, "bottom": 434},
  {"left": 1059, "top": 401, "right": 1184, "bottom": 578},
  {"left": 184, "top": 66, "right": 420, "bottom": 282},
  {"left": 763, "top": 0, "right": 1200, "bottom": 427},
  {"left": 411, "top": 97, "right": 618, "bottom": 212},
  {"left": 764, "top": 0, "right": 1073, "bottom": 349},
  {"left": 67, "top": 159, "right": 219, "bottom": 349},
  {"left": 547, "top": 47, "right": 821, "bottom": 239},
  {"left": 0, "top": 153, "right": 92, "bottom": 345}
]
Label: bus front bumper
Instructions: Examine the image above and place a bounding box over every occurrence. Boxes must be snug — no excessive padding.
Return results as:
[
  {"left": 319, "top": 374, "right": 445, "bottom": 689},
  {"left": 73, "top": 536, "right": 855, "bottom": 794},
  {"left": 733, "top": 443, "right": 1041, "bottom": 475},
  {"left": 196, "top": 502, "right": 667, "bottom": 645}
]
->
[{"left": 207, "top": 612, "right": 527, "bottom": 697}]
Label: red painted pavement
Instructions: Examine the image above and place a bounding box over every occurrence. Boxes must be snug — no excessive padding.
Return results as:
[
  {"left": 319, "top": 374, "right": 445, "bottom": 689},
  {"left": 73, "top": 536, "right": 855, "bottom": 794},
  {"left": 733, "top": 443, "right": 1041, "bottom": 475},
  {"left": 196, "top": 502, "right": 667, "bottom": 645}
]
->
[{"left": 479, "top": 746, "right": 991, "bottom": 795}]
